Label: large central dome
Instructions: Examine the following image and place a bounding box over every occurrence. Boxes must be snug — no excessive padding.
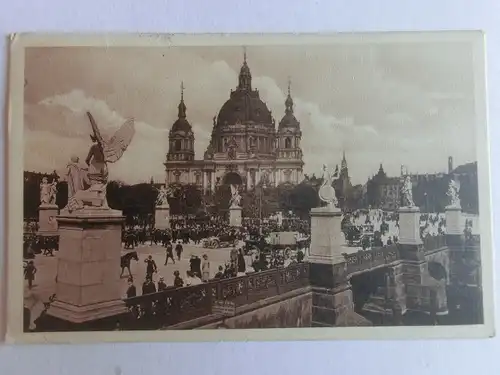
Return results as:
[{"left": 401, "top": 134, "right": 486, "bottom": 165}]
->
[
  {"left": 217, "top": 89, "right": 273, "bottom": 126},
  {"left": 216, "top": 54, "right": 273, "bottom": 127}
]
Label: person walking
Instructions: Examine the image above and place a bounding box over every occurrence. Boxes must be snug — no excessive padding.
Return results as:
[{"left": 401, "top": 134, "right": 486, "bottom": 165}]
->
[
  {"left": 175, "top": 241, "right": 183, "bottom": 261},
  {"left": 144, "top": 255, "right": 157, "bottom": 280},
  {"left": 164, "top": 242, "right": 175, "bottom": 265},
  {"left": 24, "top": 260, "right": 37, "bottom": 290}
]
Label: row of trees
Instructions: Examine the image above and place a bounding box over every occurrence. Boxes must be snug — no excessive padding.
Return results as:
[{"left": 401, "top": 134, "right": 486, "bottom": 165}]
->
[{"left": 23, "top": 171, "right": 326, "bottom": 221}]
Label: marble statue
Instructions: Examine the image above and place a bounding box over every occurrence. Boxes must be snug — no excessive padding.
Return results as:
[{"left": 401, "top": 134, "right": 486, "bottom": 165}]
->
[
  {"left": 156, "top": 185, "right": 172, "bottom": 206},
  {"left": 318, "top": 164, "right": 338, "bottom": 208},
  {"left": 66, "top": 156, "right": 89, "bottom": 200},
  {"left": 64, "top": 112, "right": 135, "bottom": 213},
  {"left": 40, "top": 177, "right": 58, "bottom": 205},
  {"left": 446, "top": 179, "right": 461, "bottom": 208},
  {"left": 229, "top": 184, "right": 242, "bottom": 208},
  {"left": 401, "top": 175, "right": 415, "bottom": 207}
]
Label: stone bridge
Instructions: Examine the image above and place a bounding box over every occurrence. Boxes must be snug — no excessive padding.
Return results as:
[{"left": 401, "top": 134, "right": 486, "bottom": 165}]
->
[{"left": 37, "top": 203, "right": 481, "bottom": 331}]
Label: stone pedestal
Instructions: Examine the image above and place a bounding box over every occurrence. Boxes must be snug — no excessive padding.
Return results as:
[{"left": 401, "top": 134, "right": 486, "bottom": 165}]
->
[
  {"left": 229, "top": 206, "right": 242, "bottom": 227},
  {"left": 386, "top": 263, "right": 407, "bottom": 314},
  {"left": 445, "top": 205, "right": 464, "bottom": 236},
  {"left": 308, "top": 205, "right": 363, "bottom": 326},
  {"left": 48, "top": 207, "right": 127, "bottom": 324},
  {"left": 398, "top": 206, "right": 422, "bottom": 246},
  {"left": 308, "top": 206, "right": 344, "bottom": 264},
  {"left": 38, "top": 204, "right": 59, "bottom": 235},
  {"left": 155, "top": 204, "right": 171, "bottom": 230}
]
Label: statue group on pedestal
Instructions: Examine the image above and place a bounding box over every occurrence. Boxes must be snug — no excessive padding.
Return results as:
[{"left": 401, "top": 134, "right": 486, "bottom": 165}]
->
[
  {"left": 64, "top": 112, "right": 135, "bottom": 213},
  {"left": 400, "top": 175, "right": 415, "bottom": 207},
  {"left": 318, "top": 164, "right": 338, "bottom": 208},
  {"left": 446, "top": 179, "right": 461, "bottom": 208},
  {"left": 155, "top": 185, "right": 173, "bottom": 206},
  {"left": 229, "top": 184, "right": 242, "bottom": 208},
  {"left": 40, "top": 176, "right": 58, "bottom": 205}
]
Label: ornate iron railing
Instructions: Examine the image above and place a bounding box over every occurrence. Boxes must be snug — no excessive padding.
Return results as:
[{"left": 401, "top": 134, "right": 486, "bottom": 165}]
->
[
  {"left": 122, "top": 262, "right": 310, "bottom": 329},
  {"left": 342, "top": 245, "right": 399, "bottom": 275}
]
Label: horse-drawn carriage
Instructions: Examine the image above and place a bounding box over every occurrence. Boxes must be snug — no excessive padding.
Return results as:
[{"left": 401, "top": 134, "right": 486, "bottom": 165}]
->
[{"left": 202, "top": 233, "right": 238, "bottom": 249}]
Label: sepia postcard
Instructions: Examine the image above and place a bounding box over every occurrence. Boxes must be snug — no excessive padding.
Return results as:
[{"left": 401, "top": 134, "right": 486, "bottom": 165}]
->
[{"left": 4, "top": 32, "right": 495, "bottom": 343}]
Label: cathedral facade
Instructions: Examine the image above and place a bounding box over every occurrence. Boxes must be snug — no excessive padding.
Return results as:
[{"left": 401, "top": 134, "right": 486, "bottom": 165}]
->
[{"left": 164, "top": 54, "right": 304, "bottom": 192}]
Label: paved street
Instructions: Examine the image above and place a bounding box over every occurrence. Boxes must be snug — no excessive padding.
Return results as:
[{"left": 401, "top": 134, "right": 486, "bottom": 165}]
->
[{"left": 24, "top": 241, "right": 249, "bottom": 306}]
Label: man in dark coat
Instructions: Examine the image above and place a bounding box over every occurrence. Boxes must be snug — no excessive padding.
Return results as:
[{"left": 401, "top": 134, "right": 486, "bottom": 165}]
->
[
  {"left": 164, "top": 242, "right": 175, "bottom": 265},
  {"left": 175, "top": 241, "right": 183, "bottom": 260},
  {"left": 157, "top": 276, "right": 167, "bottom": 291},
  {"left": 126, "top": 277, "right": 137, "bottom": 298},
  {"left": 142, "top": 277, "right": 157, "bottom": 295},
  {"left": 144, "top": 255, "right": 157, "bottom": 280}
]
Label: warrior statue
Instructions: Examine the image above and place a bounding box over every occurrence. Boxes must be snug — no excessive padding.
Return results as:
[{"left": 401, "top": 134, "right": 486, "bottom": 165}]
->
[
  {"left": 318, "top": 164, "right": 338, "bottom": 208},
  {"left": 401, "top": 175, "right": 415, "bottom": 207},
  {"left": 156, "top": 185, "right": 172, "bottom": 206},
  {"left": 64, "top": 112, "right": 135, "bottom": 212},
  {"left": 446, "top": 179, "right": 461, "bottom": 208},
  {"left": 40, "top": 177, "right": 58, "bottom": 205},
  {"left": 229, "top": 184, "right": 242, "bottom": 208}
]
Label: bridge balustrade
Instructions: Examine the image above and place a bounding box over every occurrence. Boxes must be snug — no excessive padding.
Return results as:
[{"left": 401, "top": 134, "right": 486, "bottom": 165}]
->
[
  {"left": 342, "top": 245, "right": 399, "bottom": 275},
  {"left": 122, "top": 262, "right": 309, "bottom": 329}
]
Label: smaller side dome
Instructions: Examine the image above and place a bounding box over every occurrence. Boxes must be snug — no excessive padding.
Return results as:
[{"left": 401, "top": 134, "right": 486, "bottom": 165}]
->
[{"left": 278, "top": 77, "right": 300, "bottom": 130}]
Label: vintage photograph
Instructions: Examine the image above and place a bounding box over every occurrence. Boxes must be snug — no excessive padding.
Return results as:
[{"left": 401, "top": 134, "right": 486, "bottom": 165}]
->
[{"left": 6, "top": 33, "right": 493, "bottom": 341}]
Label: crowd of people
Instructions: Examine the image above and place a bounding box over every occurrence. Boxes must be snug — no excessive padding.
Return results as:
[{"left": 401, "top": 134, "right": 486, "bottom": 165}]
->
[{"left": 23, "top": 207, "right": 478, "bottom": 296}]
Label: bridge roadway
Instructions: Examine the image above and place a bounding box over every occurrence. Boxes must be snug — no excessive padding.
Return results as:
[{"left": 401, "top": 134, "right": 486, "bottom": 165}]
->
[{"left": 23, "top": 241, "right": 246, "bottom": 326}]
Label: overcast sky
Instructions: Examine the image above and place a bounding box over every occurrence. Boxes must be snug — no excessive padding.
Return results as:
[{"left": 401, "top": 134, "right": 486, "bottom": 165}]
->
[{"left": 24, "top": 42, "right": 478, "bottom": 185}]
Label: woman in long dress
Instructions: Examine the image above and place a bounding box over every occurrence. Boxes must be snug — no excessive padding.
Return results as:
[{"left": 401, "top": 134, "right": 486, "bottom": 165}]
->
[{"left": 202, "top": 254, "right": 210, "bottom": 282}]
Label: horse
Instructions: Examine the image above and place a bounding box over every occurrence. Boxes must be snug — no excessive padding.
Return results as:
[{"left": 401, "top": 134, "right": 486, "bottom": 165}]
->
[{"left": 120, "top": 251, "right": 139, "bottom": 278}]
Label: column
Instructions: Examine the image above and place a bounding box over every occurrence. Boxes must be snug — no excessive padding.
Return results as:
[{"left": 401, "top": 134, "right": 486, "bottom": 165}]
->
[
  {"left": 210, "top": 172, "right": 215, "bottom": 192},
  {"left": 202, "top": 171, "right": 208, "bottom": 192},
  {"left": 246, "top": 169, "right": 251, "bottom": 190}
]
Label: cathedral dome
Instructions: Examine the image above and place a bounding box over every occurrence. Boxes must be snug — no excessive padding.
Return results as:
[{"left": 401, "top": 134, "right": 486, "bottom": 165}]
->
[
  {"left": 217, "top": 90, "right": 273, "bottom": 126},
  {"left": 216, "top": 52, "right": 273, "bottom": 128},
  {"left": 171, "top": 117, "right": 192, "bottom": 133}
]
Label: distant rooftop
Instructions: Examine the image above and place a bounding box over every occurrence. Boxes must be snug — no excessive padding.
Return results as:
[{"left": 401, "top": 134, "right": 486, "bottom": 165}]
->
[{"left": 452, "top": 162, "right": 477, "bottom": 175}]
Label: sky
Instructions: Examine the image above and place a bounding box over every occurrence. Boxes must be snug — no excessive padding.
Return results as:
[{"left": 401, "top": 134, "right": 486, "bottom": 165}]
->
[{"left": 23, "top": 42, "right": 478, "bottom": 185}]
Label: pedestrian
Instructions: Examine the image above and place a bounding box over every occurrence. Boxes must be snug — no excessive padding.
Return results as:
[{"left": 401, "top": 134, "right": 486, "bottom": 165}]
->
[
  {"left": 24, "top": 260, "right": 37, "bottom": 290},
  {"left": 202, "top": 254, "right": 210, "bottom": 282},
  {"left": 142, "top": 277, "right": 157, "bottom": 295},
  {"left": 194, "top": 255, "right": 202, "bottom": 277},
  {"left": 164, "top": 242, "right": 175, "bottom": 265},
  {"left": 126, "top": 277, "right": 137, "bottom": 298},
  {"left": 157, "top": 276, "right": 167, "bottom": 291},
  {"left": 144, "top": 255, "right": 157, "bottom": 280},
  {"left": 214, "top": 265, "right": 224, "bottom": 279},
  {"left": 173, "top": 270, "right": 184, "bottom": 288},
  {"left": 237, "top": 248, "right": 246, "bottom": 275},
  {"left": 175, "top": 241, "right": 183, "bottom": 260}
]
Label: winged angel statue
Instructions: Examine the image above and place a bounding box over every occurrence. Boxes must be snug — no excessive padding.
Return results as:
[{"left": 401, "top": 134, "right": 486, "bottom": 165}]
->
[
  {"left": 229, "top": 184, "right": 242, "bottom": 208},
  {"left": 64, "top": 112, "right": 135, "bottom": 212},
  {"left": 318, "top": 164, "right": 338, "bottom": 208}
]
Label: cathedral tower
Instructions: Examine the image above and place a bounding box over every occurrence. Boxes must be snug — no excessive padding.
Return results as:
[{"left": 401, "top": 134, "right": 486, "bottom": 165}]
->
[
  {"left": 275, "top": 77, "right": 304, "bottom": 184},
  {"left": 165, "top": 82, "right": 196, "bottom": 185}
]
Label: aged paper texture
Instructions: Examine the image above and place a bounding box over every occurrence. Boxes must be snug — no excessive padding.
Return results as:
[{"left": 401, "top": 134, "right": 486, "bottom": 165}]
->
[{"left": 4, "top": 32, "right": 494, "bottom": 343}]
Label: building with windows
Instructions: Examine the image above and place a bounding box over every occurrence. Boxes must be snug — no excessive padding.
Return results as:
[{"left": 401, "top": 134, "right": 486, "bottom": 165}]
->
[{"left": 164, "top": 53, "right": 304, "bottom": 192}]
